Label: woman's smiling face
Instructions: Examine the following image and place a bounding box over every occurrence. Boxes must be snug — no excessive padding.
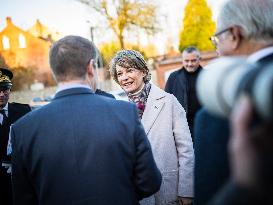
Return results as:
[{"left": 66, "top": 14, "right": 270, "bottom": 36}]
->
[{"left": 116, "top": 65, "right": 145, "bottom": 94}]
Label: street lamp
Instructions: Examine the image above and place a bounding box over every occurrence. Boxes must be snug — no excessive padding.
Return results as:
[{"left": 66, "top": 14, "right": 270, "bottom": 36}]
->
[
  {"left": 86, "top": 20, "right": 95, "bottom": 42},
  {"left": 90, "top": 26, "right": 94, "bottom": 42}
]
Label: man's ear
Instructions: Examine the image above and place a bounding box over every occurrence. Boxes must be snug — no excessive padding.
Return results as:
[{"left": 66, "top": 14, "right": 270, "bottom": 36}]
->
[
  {"left": 87, "top": 59, "right": 94, "bottom": 78},
  {"left": 230, "top": 26, "right": 243, "bottom": 50}
]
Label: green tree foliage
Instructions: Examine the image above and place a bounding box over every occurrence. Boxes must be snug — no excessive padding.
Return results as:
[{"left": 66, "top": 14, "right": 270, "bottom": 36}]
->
[
  {"left": 78, "top": 0, "right": 159, "bottom": 49},
  {"left": 98, "top": 41, "right": 154, "bottom": 79},
  {"left": 179, "top": 0, "right": 216, "bottom": 51},
  {"left": 99, "top": 41, "right": 121, "bottom": 68},
  {"left": 99, "top": 41, "right": 153, "bottom": 68}
]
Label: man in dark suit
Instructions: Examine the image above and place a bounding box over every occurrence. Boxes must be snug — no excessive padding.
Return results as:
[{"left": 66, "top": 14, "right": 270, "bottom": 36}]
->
[
  {"left": 0, "top": 68, "right": 31, "bottom": 205},
  {"left": 10, "top": 35, "right": 161, "bottom": 205},
  {"left": 165, "top": 46, "right": 202, "bottom": 141},
  {"left": 194, "top": 0, "right": 273, "bottom": 204}
]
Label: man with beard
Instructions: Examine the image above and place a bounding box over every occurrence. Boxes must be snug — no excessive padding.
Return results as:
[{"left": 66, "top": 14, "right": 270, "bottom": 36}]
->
[{"left": 165, "top": 46, "right": 203, "bottom": 142}]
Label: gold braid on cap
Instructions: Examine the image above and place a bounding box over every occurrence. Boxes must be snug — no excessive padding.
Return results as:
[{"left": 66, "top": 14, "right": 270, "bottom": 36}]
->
[{"left": 0, "top": 72, "right": 11, "bottom": 83}]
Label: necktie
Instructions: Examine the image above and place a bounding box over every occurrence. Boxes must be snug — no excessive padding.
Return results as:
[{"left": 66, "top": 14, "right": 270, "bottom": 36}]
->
[{"left": 0, "top": 109, "right": 7, "bottom": 125}]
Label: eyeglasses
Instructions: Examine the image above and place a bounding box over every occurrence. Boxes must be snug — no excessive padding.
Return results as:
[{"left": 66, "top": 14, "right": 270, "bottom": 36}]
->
[
  {"left": 0, "top": 87, "right": 11, "bottom": 94},
  {"left": 210, "top": 27, "right": 231, "bottom": 47}
]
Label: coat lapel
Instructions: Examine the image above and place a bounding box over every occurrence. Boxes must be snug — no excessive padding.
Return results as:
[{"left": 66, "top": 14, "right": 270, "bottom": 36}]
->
[
  {"left": 141, "top": 85, "right": 165, "bottom": 135},
  {"left": 8, "top": 103, "right": 20, "bottom": 124},
  {"left": 177, "top": 69, "right": 187, "bottom": 90}
]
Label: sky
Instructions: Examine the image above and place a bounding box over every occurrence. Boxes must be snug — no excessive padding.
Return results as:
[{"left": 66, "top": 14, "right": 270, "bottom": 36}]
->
[{"left": 0, "top": 0, "right": 227, "bottom": 54}]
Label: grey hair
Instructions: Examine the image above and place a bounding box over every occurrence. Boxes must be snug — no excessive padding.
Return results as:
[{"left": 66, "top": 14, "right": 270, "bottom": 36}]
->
[
  {"left": 109, "top": 50, "right": 151, "bottom": 83},
  {"left": 182, "top": 46, "right": 201, "bottom": 58},
  {"left": 218, "top": 0, "right": 273, "bottom": 44},
  {"left": 49, "top": 35, "right": 98, "bottom": 82}
]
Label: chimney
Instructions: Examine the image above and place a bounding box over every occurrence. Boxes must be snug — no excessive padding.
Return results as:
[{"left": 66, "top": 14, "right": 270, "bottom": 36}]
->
[{"left": 6, "top": 17, "right": 12, "bottom": 26}]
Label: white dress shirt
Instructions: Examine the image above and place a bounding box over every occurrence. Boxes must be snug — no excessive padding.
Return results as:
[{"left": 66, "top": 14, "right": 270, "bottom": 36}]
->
[
  {"left": 55, "top": 83, "right": 92, "bottom": 95},
  {"left": 0, "top": 103, "right": 8, "bottom": 125}
]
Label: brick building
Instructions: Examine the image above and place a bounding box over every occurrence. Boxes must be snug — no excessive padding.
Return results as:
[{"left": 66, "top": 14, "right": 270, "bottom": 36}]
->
[{"left": 0, "top": 17, "right": 58, "bottom": 84}]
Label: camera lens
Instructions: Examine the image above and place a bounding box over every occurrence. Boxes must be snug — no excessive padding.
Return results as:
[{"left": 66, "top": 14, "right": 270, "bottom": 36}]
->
[
  {"left": 196, "top": 57, "right": 272, "bottom": 121},
  {"left": 253, "top": 64, "right": 273, "bottom": 120}
]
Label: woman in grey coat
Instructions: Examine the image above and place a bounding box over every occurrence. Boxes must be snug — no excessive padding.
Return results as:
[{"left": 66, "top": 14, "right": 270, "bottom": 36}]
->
[{"left": 109, "top": 50, "right": 194, "bottom": 205}]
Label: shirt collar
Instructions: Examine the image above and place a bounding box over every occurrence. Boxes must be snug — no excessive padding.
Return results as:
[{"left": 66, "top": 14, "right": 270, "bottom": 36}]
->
[
  {"left": 247, "top": 46, "right": 273, "bottom": 63},
  {"left": 1, "top": 103, "right": 8, "bottom": 113},
  {"left": 0, "top": 103, "right": 8, "bottom": 121},
  {"left": 55, "top": 83, "right": 92, "bottom": 94}
]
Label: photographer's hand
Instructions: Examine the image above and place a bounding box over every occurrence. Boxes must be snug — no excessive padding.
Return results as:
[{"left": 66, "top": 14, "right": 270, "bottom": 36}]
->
[
  {"left": 230, "top": 95, "right": 273, "bottom": 193},
  {"left": 229, "top": 96, "right": 257, "bottom": 188}
]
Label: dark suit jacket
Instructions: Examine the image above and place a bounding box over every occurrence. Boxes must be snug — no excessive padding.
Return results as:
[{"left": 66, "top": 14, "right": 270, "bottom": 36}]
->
[
  {"left": 165, "top": 67, "right": 202, "bottom": 138},
  {"left": 165, "top": 66, "right": 202, "bottom": 114},
  {"left": 0, "top": 102, "right": 31, "bottom": 205},
  {"left": 95, "top": 89, "right": 115, "bottom": 99},
  {"left": 11, "top": 87, "right": 161, "bottom": 205},
  {"left": 193, "top": 109, "right": 230, "bottom": 205},
  {"left": 0, "top": 103, "right": 31, "bottom": 162}
]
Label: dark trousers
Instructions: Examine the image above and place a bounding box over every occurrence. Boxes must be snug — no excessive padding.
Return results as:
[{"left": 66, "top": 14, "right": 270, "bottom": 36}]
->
[{"left": 0, "top": 168, "right": 13, "bottom": 205}]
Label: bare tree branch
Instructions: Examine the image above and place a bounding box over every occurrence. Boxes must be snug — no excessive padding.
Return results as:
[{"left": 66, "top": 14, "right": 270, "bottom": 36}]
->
[{"left": 77, "top": 0, "right": 159, "bottom": 48}]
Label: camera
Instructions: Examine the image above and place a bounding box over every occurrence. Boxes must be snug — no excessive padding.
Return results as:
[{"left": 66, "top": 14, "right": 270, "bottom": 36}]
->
[{"left": 196, "top": 57, "right": 273, "bottom": 121}]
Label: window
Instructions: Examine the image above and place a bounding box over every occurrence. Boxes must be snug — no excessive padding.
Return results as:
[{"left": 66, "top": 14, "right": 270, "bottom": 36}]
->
[
  {"left": 2, "top": 35, "right": 10, "bottom": 50},
  {"left": 19, "top": 33, "right": 26, "bottom": 48}
]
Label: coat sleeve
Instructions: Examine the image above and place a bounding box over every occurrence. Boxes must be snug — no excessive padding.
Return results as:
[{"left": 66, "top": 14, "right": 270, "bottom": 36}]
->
[
  {"left": 132, "top": 106, "right": 162, "bottom": 200},
  {"left": 172, "top": 95, "right": 194, "bottom": 197},
  {"left": 11, "top": 126, "right": 38, "bottom": 205}
]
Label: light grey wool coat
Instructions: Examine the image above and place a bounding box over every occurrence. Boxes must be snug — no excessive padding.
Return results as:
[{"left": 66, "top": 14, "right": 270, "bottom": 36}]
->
[{"left": 140, "top": 84, "right": 194, "bottom": 205}]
